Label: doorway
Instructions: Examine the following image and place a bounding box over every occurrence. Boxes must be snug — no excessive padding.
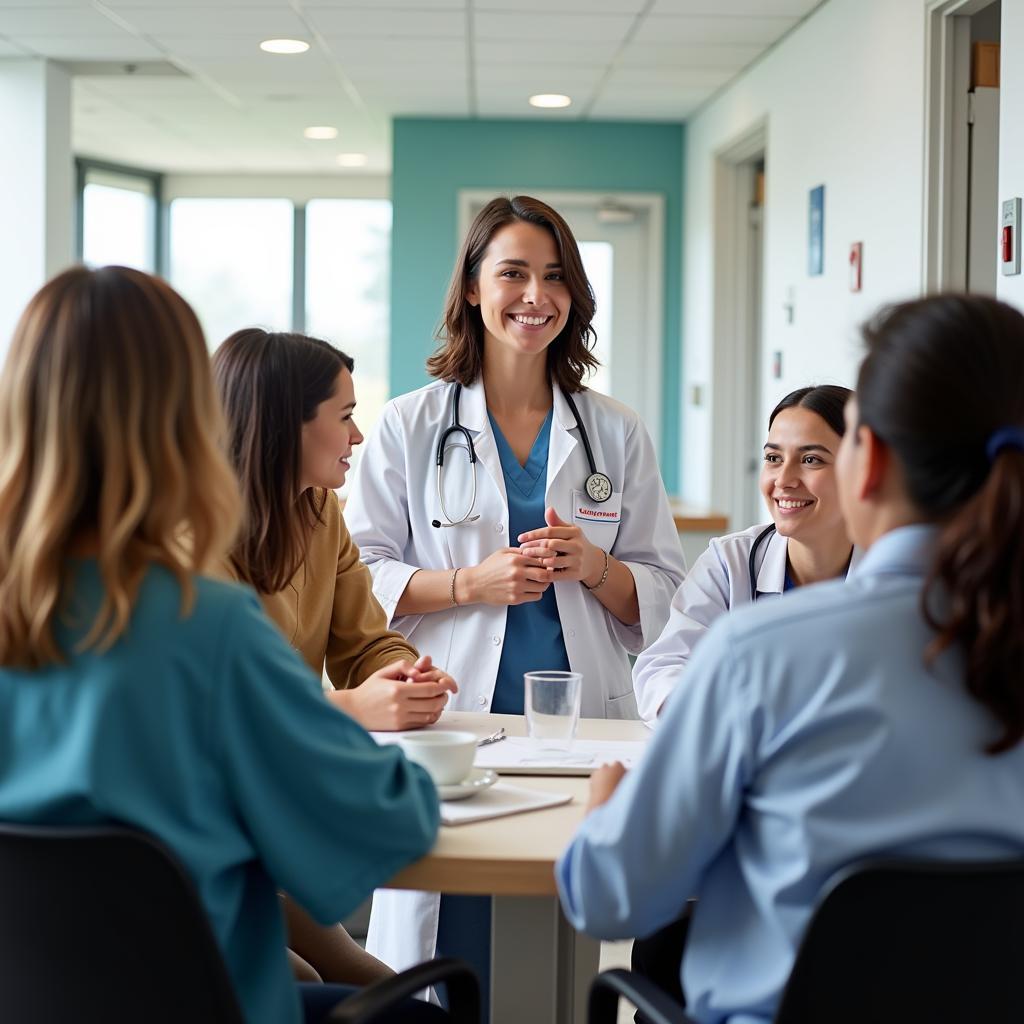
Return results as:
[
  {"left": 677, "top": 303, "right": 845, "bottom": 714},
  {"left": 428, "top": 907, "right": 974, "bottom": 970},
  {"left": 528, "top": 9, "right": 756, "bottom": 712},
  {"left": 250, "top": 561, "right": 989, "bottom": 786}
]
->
[
  {"left": 457, "top": 190, "right": 665, "bottom": 456},
  {"left": 924, "top": 0, "right": 1002, "bottom": 294},
  {"left": 710, "top": 123, "right": 767, "bottom": 533}
]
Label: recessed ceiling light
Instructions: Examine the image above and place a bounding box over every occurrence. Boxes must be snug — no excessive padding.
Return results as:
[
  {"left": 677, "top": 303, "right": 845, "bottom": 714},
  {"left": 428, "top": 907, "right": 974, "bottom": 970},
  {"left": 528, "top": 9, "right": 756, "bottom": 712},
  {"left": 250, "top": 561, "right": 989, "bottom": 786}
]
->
[
  {"left": 304, "top": 126, "right": 338, "bottom": 140},
  {"left": 529, "top": 93, "right": 572, "bottom": 109},
  {"left": 259, "top": 38, "right": 309, "bottom": 55},
  {"left": 336, "top": 153, "right": 369, "bottom": 167}
]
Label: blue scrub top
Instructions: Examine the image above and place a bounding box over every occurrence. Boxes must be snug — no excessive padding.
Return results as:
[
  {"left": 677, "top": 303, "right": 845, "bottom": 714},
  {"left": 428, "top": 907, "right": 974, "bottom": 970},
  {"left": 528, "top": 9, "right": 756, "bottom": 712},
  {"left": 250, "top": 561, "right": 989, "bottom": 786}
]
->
[{"left": 488, "top": 409, "right": 570, "bottom": 714}]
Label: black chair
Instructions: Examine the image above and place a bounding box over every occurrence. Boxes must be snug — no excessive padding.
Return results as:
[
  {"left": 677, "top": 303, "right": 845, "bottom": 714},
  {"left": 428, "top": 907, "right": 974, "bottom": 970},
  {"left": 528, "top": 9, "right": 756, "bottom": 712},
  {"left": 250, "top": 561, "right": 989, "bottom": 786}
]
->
[
  {"left": 0, "top": 822, "right": 479, "bottom": 1024},
  {"left": 589, "top": 858, "right": 1024, "bottom": 1024}
]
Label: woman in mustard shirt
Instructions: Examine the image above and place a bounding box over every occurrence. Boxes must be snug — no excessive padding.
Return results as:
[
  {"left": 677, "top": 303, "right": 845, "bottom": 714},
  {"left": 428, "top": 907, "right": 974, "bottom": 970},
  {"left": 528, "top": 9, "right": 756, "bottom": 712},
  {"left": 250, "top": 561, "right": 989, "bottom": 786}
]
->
[{"left": 213, "top": 328, "right": 458, "bottom": 986}]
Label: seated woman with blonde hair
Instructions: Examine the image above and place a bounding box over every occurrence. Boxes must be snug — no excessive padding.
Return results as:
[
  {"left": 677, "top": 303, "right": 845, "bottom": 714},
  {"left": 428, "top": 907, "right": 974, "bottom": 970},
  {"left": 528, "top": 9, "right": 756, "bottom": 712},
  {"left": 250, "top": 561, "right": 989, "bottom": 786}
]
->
[{"left": 0, "top": 266, "right": 445, "bottom": 1024}]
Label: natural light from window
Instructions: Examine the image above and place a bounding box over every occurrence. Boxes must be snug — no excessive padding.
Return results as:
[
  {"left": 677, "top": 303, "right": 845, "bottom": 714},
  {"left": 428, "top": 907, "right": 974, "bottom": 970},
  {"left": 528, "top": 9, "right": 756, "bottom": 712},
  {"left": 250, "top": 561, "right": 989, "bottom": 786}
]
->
[
  {"left": 169, "top": 198, "right": 293, "bottom": 350},
  {"left": 305, "top": 198, "right": 392, "bottom": 490}
]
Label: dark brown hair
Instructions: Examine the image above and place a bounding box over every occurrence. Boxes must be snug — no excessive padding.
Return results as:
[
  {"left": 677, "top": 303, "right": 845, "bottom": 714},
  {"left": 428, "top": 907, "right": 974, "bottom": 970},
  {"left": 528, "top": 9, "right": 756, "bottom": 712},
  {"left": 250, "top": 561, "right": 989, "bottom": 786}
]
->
[
  {"left": 769, "top": 384, "right": 851, "bottom": 436},
  {"left": 857, "top": 295, "right": 1024, "bottom": 754},
  {"left": 427, "top": 195, "right": 599, "bottom": 392},
  {"left": 212, "top": 329, "right": 352, "bottom": 594}
]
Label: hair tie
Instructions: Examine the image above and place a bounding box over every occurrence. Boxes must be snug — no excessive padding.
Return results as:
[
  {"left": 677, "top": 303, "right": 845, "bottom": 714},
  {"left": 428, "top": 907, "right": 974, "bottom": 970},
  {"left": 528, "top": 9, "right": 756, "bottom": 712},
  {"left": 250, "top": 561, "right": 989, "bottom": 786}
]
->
[{"left": 986, "top": 426, "right": 1024, "bottom": 463}]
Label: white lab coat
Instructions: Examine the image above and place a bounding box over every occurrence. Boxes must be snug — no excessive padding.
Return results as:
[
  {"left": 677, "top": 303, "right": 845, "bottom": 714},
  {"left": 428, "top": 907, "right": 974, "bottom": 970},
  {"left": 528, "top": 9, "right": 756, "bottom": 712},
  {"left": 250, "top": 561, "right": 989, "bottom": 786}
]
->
[
  {"left": 632, "top": 523, "right": 862, "bottom": 723},
  {"left": 344, "top": 376, "right": 686, "bottom": 974}
]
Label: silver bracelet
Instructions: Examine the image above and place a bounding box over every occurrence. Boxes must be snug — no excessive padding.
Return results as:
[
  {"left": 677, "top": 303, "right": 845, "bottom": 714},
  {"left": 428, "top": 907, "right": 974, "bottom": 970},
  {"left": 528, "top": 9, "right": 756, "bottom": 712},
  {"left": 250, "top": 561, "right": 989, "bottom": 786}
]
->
[
  {"left": 449, "top": 567, "right": 460, "bottom": 606},
  {"left": 583, "top": 549, "right": 610, "bottom": 592}
]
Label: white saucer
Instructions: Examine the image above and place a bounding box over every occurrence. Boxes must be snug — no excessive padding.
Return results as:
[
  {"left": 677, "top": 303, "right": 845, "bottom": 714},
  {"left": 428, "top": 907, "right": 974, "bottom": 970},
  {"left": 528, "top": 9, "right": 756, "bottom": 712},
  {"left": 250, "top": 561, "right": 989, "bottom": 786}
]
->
[{"left": 438, "top": 768, "right": 499, "bottom": 801}]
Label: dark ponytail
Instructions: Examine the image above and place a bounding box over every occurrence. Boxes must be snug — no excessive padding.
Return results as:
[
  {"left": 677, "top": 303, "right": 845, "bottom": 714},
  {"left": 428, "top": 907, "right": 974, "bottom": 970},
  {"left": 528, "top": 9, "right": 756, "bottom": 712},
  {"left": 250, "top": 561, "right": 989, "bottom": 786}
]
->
[{"left": 857, "top": 295, "right": 1024, "bottom": 754}]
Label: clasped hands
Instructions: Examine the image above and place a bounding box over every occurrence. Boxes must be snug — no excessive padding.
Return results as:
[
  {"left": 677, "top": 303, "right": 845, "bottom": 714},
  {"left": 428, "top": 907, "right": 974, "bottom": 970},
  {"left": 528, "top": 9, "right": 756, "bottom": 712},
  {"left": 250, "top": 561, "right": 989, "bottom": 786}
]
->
[
  {"left": 329, "top": 654, "right": 457, "bottom": 732},
  {"left": 459, "top": 507, "right": 606, "bottom": 607}
]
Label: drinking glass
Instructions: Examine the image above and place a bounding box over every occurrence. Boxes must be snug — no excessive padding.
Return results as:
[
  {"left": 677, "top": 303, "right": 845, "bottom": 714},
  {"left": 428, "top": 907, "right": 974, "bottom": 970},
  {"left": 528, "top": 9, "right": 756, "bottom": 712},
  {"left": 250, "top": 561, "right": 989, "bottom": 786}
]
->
[{"left": 524, "top": 671, "right": 582, "bottom": 752}]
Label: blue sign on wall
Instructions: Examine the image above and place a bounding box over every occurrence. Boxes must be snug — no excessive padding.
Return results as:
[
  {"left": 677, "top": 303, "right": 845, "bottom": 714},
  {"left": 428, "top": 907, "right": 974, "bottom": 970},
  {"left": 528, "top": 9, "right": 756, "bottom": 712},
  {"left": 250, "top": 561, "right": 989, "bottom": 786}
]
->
[{"left": 808, "top": 184, "right": 825, "bottom": 276}]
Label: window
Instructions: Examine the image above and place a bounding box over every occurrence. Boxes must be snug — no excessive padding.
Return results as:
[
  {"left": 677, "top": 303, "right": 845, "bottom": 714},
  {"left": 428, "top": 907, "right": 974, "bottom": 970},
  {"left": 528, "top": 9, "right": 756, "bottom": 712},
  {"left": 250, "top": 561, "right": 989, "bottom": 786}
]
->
[
  {"left": 305, "top": 199, "right": 392, "bottom": 483},
  {"left": 168, "top": 198, "right": 293, "bottom": 350},
  {"left": 80, "top": 166, "right": 157, "bottom": 272}
]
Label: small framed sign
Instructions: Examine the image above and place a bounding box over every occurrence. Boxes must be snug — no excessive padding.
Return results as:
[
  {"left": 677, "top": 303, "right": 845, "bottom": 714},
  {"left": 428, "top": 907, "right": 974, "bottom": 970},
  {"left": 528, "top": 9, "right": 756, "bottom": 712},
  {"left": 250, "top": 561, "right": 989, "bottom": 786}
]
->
[{"left": 808, "top": 185, "right": 825, "bottom": 276}]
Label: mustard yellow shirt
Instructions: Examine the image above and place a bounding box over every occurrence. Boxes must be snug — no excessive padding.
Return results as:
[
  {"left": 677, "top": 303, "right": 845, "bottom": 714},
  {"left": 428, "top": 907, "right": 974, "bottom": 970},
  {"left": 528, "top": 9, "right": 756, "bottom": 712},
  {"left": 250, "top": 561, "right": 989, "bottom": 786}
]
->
[{"left": 220, "top": 491, "right": 418, "bottom": 689}]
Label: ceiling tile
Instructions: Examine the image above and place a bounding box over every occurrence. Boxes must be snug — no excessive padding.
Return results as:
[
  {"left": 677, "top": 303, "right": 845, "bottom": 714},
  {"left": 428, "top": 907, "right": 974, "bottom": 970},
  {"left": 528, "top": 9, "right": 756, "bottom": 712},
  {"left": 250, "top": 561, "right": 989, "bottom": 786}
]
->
[
  {"left": 13, "top": 34, "right": 162, "bottom": 60},
  {"left": 475, "top": 0, "right": 647, "bottom": 9},
  {"left": 633, "top": 14, "right": 798, "bottom": 45},
  {"left": 306, "top": 7, "right": 465, "bottom": 38},
  {"left": 651, "top": 0, "right": 818, "bottom": 15},
  {"left": 321, "top": 36, "right": 466, "bottom": 65},
  {"left": 0, "top": 6, "right": 124, "bottom": 33},
  {"left": 474, "top": 11, "right": 634, "bottom": 42},
  {"left": 620, "top": 40, "right": 762, "bottom": 68},
  {"left": 474, "top": 38, "right": 621, "bottom": 65},
  {"left": 607, "top": 66, "right": 734, "bottom": 90},
  {"left": 103, "top": 7, "right": 307, "bottom": 36}
]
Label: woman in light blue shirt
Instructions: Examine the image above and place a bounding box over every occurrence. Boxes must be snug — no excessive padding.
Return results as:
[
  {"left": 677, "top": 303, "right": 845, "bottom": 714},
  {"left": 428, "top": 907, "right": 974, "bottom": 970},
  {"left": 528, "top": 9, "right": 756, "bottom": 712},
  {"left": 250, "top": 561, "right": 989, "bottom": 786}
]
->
[
  {"left": 557, "top": 294, "right": 1024, "bottom": 1024},
  {"left": 0, "top": 266, "right": 445, "bottom": 1024}
]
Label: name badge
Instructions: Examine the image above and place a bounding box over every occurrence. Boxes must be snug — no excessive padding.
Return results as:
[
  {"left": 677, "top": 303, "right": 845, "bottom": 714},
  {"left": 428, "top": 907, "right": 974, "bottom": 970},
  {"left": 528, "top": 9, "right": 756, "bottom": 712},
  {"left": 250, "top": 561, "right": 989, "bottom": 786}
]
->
[{"left": 572, "top": 490, "right": 622, "bottom": 524}]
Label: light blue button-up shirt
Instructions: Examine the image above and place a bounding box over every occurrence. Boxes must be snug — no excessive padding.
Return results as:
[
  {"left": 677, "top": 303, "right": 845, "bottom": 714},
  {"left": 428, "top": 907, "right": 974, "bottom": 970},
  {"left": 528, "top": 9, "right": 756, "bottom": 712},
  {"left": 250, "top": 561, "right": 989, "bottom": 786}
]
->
[{"left": 557, "top": 525, "right": 1024, "bottom": 1024}]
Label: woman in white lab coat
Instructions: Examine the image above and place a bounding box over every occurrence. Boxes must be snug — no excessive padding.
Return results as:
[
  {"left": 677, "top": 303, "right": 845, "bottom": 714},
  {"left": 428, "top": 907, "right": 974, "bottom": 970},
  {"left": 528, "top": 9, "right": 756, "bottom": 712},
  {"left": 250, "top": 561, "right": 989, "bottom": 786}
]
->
[
  {"left": 345, "top": 195, "right": 685, "bottom": 1004},
  {"left": 633, "top": 384, "right": 858, "bottom": 724}
]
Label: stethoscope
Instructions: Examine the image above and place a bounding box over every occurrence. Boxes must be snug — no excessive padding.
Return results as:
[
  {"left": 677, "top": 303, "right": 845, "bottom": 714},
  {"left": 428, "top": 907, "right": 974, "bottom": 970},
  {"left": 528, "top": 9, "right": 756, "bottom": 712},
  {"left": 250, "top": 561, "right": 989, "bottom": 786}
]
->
[
  {"left": 431, "top": 383, "right": 614, "bottom": 528},
  {"left": 747, "top": 523, "right": 854, "bottom": 601},
  {"left": 747, "top": 524, "right": 777, "bottom": 602}
]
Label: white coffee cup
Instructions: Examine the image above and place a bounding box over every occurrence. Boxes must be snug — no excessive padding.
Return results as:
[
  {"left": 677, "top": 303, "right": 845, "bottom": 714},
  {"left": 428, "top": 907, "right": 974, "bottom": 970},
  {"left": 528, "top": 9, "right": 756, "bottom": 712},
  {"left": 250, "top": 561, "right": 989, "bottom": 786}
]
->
[{"left": 397, "top": 730, "right": 477, "bottom": 786}]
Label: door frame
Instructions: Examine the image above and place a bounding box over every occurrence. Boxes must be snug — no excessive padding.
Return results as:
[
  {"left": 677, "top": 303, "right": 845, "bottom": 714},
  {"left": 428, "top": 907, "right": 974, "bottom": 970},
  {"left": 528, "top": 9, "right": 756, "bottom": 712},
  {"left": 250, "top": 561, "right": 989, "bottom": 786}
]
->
[
  {"left": 710, "top": 120, "right": 767, "bottom": 533},
  {"left": 922, "top": 0, "right": 999, "bottom": 291},
  {"left": 456, "top": 189, "right": 665, "bottom": 457}
]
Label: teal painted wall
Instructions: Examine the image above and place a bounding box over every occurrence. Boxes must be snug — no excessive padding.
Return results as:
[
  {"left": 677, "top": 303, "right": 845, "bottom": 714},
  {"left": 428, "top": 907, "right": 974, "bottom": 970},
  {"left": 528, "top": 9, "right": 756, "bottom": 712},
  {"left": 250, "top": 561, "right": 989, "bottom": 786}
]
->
[{"left": 390, "top": 117, "right": 684, "bottom": 492}]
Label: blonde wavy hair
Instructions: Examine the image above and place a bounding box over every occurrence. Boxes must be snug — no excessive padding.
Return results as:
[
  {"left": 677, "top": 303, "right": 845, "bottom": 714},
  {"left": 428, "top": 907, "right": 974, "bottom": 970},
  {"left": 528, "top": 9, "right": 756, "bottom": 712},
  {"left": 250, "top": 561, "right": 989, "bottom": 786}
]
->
[{"left": 0, "top": 265, "right": 241, "bottom": 667}]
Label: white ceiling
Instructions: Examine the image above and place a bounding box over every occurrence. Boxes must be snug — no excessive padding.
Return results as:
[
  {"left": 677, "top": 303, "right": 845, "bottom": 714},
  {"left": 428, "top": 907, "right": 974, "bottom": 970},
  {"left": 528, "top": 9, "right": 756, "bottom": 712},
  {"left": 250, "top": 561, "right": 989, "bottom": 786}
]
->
[{"left": 0, "top": 0, "right": 824, "bottom": 174}]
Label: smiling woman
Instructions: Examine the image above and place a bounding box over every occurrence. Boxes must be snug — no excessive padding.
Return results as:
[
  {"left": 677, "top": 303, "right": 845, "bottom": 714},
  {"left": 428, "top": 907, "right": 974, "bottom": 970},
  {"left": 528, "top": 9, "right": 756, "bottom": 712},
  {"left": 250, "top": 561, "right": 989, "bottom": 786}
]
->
[
  {"left": 344, "top": 195, "right": 686, "bottom": 1012},
  {"left": 633, "top": 383, "right": 855, "bottom": 724}
]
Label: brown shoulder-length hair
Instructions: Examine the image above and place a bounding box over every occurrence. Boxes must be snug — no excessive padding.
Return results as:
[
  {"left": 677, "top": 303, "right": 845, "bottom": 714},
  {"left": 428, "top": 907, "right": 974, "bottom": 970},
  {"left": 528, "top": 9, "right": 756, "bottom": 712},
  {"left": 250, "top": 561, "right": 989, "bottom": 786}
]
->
[
  {"left": 427, "top": 195, "right": 599, "bottom": 392},
  {"left": 212, "top": 329, "right": 352, "bottom": 594},
  {"left": 856, "top": 294, "right": 1024, "bottom": 754},
  {"left": 0, "top": 265, "right": 241, "bottom": 668}
]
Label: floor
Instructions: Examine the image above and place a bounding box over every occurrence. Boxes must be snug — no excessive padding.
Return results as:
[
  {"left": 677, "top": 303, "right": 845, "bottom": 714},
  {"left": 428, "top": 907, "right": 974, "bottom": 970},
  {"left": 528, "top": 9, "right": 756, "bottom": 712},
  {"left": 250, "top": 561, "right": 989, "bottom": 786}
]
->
[{"left": 599, "top": 940, "right": 637, "bottom": 1024}]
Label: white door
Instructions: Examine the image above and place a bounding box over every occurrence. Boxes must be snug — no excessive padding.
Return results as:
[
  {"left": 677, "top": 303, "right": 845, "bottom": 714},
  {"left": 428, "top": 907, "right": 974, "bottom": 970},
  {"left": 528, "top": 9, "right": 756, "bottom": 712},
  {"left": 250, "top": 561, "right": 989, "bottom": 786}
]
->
[{"left": 459, "top": 191, "right": 665, "bottom": 455}]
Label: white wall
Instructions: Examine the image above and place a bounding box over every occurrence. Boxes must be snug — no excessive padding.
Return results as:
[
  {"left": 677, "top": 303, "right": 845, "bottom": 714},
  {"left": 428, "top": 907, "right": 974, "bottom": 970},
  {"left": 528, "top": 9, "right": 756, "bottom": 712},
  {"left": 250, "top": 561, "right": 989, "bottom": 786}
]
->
[
  {"left": 997, "top": 0, "right": 1024, "bottom": 308},
  {"left": 0, "top": 60, "right": 73, "bottom": 352},
  {"left": 680, "top": 0, "right": 928, "bottom": 507}
]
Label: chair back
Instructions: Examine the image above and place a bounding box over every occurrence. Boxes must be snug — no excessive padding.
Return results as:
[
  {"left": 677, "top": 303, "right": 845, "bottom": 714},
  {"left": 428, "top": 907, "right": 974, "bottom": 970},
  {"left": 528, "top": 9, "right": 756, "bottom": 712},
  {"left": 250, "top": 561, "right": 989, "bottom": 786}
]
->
[
  {"left": 775, "top": 858, "right": 1024, "bottom": 1024},
  {"left": 0, "top": 822, "right": 244, "bottom": 1023}
]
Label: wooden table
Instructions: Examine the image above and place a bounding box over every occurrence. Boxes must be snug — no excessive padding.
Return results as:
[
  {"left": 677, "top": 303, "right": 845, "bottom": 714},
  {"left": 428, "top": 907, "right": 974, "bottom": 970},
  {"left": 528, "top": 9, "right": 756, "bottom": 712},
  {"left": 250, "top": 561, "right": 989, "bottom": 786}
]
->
[{"left": 385, "top": 711, "right": 650, "bottom": 1024}]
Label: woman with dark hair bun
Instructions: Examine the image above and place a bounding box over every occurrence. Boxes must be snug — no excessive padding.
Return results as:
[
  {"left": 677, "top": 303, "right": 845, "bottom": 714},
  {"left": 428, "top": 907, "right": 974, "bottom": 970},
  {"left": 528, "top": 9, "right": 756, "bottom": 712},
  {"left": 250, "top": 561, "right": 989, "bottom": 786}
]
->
[
  {"left": 633, "top": 383, "right": 857, "bottom": 725},
  {"left": 558, "top": 294, "right": 1024, "bottom": 1024}
]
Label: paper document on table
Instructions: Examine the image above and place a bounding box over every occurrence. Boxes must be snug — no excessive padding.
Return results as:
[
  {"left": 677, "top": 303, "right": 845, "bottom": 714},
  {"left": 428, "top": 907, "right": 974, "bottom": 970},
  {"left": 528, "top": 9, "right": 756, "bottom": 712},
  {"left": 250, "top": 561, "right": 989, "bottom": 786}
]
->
[
  {"left": 441, "top": 783, "right": 572, "bottom": 826},
  {"left": 473, "top": 737, "right": 649, "bottom": 776}
]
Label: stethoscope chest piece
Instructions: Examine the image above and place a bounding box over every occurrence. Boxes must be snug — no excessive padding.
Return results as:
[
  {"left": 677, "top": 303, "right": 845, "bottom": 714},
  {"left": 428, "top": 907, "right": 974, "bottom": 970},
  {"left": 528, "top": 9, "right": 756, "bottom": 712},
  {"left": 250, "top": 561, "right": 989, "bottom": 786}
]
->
[{"left": 584, "top": 472, "right": 613, "bottom": 504}]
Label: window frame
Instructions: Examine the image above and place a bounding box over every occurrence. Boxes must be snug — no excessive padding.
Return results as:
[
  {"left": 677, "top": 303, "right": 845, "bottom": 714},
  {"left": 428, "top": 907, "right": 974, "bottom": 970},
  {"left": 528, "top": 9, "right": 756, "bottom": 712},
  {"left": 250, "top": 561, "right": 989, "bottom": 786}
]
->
[{"left": 75, "top": 156, "right": 165, "bottom": 275}]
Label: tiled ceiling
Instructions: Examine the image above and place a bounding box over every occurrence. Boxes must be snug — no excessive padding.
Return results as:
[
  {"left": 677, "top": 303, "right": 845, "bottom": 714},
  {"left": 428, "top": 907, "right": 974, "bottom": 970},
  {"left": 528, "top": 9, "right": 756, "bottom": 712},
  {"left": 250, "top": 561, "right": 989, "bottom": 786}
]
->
[{"left": 0, "top": 0, "right": 824, "bottom": 174}]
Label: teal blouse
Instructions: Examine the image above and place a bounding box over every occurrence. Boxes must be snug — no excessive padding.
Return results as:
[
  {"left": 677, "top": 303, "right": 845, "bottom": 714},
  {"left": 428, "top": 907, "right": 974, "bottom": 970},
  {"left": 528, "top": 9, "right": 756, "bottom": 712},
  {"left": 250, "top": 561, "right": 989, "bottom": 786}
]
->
[{"left": 0, "top": 561, "right": 439, "bottom": 1024}]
